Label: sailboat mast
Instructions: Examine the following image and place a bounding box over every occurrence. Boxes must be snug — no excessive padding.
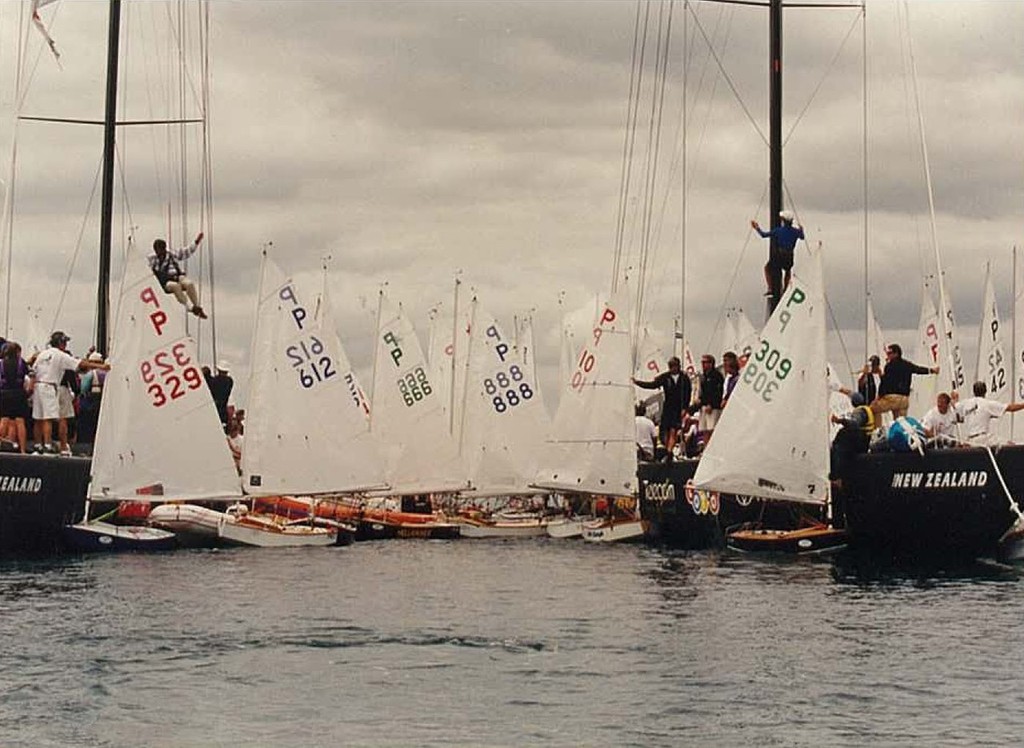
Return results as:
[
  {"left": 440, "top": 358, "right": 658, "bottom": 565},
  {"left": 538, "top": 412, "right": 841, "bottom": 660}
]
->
[
  {"left": 768, "top": 0, "right": 783, "bottom": 280},
  {"left": 97, "top": 0, "right": 122, "bottom": 356}
]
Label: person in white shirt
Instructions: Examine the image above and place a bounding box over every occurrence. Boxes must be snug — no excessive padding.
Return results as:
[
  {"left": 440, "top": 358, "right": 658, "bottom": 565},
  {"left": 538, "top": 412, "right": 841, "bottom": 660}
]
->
[
  {"left": 956, "top": 381, "right": 1024, "bottom": 447},
  {"left": 634, "top": 403, "right": 657, "bottom": 461},
  {"left": 30, "top": 331, "right": 108, "bottom": 454},
  {"left": 920, "top": 392, "right": 961, "bottom": 446}
]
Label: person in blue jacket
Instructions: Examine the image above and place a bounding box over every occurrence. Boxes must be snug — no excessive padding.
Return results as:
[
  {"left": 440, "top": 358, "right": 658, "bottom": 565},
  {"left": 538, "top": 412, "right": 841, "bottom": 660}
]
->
[{"left": 751, "top": 209, "right": 805, "bottom": 301}]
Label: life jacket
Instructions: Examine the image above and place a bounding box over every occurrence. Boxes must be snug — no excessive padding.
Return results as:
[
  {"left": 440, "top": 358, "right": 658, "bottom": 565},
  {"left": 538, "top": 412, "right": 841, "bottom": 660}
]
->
[
  {"left": 855, "top": 405, "right": 875, "bottom": 433},
  {"left": 153, "top": 253, "right": 183, "bottom": 289}
]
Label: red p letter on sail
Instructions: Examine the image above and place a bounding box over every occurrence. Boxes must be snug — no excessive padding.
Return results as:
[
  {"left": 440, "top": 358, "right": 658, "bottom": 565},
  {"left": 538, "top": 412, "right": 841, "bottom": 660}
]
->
[{"left": 140, "top": 286, "right": 167, "bottom": 336}]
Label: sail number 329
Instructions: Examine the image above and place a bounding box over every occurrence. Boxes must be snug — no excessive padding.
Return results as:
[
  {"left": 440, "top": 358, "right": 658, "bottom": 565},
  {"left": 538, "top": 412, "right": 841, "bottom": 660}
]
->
[
  {"left": 140, "top": 342, "right": 203, "bottom": 408},
  {"left": 742, "top": 340, "right": 792, "bottom": 402}
]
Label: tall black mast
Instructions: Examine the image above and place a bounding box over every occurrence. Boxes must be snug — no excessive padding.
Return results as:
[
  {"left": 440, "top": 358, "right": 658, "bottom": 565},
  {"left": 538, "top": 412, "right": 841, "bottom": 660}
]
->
[
  {"left": 767, "top": 0, "right": 783, "bottom": 315},
  {"left": 97, "top": 0, "right": 121, "bottom": 356}
]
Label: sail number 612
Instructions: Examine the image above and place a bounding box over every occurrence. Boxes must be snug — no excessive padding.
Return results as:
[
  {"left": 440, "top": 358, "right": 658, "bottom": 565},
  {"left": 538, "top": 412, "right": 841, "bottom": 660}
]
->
[{"left": 742, "top": 341, "right": 792, "bottom": 402}]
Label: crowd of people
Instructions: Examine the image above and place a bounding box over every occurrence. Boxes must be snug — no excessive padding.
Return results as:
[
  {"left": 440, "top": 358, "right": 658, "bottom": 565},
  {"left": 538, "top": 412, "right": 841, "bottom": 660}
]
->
[{"left": 0, "top": 333, "right": 239, "bottom": 457}]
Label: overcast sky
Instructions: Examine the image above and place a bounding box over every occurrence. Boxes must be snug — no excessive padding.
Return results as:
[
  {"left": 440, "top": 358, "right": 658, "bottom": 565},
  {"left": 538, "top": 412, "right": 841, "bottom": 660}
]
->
[{"left": 1, "top": 0, "right": 1022, "bottom": 405}]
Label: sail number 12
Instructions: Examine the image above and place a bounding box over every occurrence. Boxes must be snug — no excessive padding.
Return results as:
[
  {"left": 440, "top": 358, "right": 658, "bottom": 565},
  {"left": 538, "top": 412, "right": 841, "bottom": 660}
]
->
[{"left": 741, "top": 340, "right": 792, "bottom": 402}]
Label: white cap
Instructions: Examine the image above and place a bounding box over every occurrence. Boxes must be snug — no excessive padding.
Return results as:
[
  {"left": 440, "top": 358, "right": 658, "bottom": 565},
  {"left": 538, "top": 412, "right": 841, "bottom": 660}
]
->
[
  {"left": 216, "top": 361, "right": 230, "bottom": 373},
  {"left": 779, "top": 210, "right": 795, "bottom": 222},
  {"left": 87, "top": 351, "right": 104, "bottom": 362}
]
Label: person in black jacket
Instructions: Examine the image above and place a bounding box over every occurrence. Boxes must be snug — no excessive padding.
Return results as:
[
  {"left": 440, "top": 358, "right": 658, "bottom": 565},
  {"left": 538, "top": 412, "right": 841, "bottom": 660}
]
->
[
  {"left": 870, "top": 343, "right": 938, "bottom": 419},
  {"left": 632, "top": 356, "right": 691, "bottom": 461},
  {"left": 696, "top": 354, "right": 725, "bottom": 444}
]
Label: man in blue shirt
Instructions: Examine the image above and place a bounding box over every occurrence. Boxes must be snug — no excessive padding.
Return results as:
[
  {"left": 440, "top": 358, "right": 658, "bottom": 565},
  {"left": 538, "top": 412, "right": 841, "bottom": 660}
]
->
[{"left": 751, "top": 209, "right": 805, "bottom": 302}]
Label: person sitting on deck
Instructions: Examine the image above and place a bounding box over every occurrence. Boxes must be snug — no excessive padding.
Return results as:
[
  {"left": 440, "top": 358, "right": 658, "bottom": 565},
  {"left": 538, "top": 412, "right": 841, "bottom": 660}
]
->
[
  {"left": 634, "top": 403, "right": 657, "bottom": 462},
  {"left": 148, "top": 232, "right": 207, "bottom": 319},
  {"left": 751, "top": 209, "right": 804, "bottom": 302},
  {"left": 829, "top": 392, "right": 874, "bottom": 491},
  {"left": 920, "top": 391, "right": 961, "bottom": 447},
  {"left": 955, "top": 381, "right": 1024, "bottom": 447}
]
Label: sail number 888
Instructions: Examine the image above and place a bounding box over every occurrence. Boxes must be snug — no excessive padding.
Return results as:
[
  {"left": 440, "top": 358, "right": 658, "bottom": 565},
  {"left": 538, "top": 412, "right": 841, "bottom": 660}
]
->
[{"left": 742, "top": 341, "right": 792, "bottom": 402}]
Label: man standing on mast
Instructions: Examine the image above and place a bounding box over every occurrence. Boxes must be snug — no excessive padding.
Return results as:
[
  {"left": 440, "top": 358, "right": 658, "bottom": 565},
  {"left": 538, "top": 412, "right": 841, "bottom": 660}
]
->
[{"left": 751, "top": 209, "right": 804, "bottom": 308}]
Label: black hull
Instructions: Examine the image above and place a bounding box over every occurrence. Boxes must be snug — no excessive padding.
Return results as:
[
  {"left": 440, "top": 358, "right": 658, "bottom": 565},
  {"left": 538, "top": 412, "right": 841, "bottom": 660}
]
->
[
  {"left": 834, "top": 445, "right": 1021, "bottom": 560},
  {"left": 0, "top": 453, "right": 90, "bottom": 557},
  {"left": 355, "top": 519, "right": 461, "bottom": 541},
  {"left": 638, "top": 459, "right": 815, "bottom": 548}
]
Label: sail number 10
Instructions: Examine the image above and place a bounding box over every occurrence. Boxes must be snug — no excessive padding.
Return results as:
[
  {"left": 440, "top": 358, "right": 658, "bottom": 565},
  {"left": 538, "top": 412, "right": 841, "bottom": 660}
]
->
[
  {"left": 742, "top": 340, "right": 793, "bottom": 402},
  {"left": 139, "top": 342, "right": 203, "bottom": 408}
]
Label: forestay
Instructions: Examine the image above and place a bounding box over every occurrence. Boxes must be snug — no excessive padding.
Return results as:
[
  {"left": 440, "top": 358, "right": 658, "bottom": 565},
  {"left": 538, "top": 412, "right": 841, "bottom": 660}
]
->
[
  {"left": 241, "top": 255, "right": 387, "bottom": 495},
  {"left": 90, "top": 245, "right": 240, "bottom": 502},
  {"left": 533, "top": 290, "right": 635, "bottom": 498},
  {"left": 692, "top": 246, "right": 829, "bottom": 505}
]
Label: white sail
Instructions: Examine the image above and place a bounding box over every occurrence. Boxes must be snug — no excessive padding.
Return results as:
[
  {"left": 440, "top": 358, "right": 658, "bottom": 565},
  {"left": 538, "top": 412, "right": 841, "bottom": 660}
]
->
[
  {"left": 240, "top": 256, "right": 387, "bottom": 495},
  {"left": 1014, "top": 249, "right": 1024, "bottom": 442},
  {"left": 90, "top": 246, "right": 241, "bottom": 502},
  {"left": 426, "top": 286, "right": 472, "bottom": 437},
  {"left": 460, "top": 301, "right": 549, "bottom": 495},
  {"left": 975, "top": 265, "right": 1010, "bottom": 442},
  {"left": 937, "top": 274, "right": 967, "bottom": 395},
  {"left": 370, "top": 292, "right": 468, "bottom": 494},
  {"left": 732, "top": 309, "right": 759, "bottom": 365},
  {"left": 865, "top": 300, "right": 887, "bottom": 364},
  {"left": 534, "top": 290, "right": 636, "bottom": 498},
  {"left": 908, "top": 285, "right": 942, "bottom": 418},
  {"left": 693, "top": 246, "right": 829, "bottom": 505},
  {"left": 558, "top": 295, "right": 600, "bottom": 404},
  {"left": 827, "top": 361, "right": 851, "bottom": 440}
]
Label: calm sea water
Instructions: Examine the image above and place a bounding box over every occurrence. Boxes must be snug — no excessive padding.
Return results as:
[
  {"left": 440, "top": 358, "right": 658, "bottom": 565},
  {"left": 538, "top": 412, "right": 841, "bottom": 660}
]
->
[{"left": 1, "top": 540, "right": 1022, "bottom": 747}]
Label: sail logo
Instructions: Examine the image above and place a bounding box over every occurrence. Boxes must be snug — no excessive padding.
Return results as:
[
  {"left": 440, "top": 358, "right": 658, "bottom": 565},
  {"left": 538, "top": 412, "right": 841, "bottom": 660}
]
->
[
  {"left": 0, "top": 475, "right": 43, "bottom": 494},
  {"left": 684, "top": 480, "right": 719, "bottom": 516},
  {"left": 890, "top": 471, "right": 988, "bottom": 489},
  {"left": 643, "top": 481, "right": 675, "bottom": 503}
]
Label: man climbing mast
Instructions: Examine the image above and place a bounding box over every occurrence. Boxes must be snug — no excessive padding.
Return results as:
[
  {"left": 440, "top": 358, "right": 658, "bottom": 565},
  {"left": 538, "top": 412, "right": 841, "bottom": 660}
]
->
[
  {"left": 148, "top": 231, "right": 208, "bottom": 319},
  {"left": 751, "top": 209, "right": 804, "bottom": 313}
]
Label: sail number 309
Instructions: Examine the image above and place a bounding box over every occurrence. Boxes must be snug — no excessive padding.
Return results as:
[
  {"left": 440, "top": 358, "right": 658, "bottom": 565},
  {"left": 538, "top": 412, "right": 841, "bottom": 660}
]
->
[{"left": 742, "top": 340, "right": 792, "bottom": 402}]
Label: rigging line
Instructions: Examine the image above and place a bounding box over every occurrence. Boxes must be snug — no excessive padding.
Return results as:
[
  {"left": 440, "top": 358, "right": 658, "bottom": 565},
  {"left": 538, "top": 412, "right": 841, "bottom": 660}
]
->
[
  {"left": 704, "top": 186, "right": 767, "bottom": 353},
  {"left": 685, "top": 3, "right": 733, "bottom": 195},
  {"left": 903, "top": 1, "right": 956, "bottom": 393},
  {"left": 894, "top": 2, "right": 928, "bottom": 280},
  {"left": 611, "top": 1, "right": 646, "bottom": 293},
  {"left": 687, "top": 3, "right": 767, "bottom": 146},
  {"left": 200, "top": 0, "right": 218, "bottom": 365},
  {"left": 635, "top": 0, "right": 674, "bottom": 344},
  {"left": 781, "top": 8, "right": 860, "bottom": 149},
  {"left": 52, "top": 156, "right": 104, "bottom": 331},
  {"left": 3, "top": 2, "right": 39, "bottom": 335}
]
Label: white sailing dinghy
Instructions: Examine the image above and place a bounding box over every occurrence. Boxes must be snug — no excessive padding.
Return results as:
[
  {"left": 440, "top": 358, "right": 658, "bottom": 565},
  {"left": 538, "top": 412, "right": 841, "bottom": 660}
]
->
[
  {"left": 692, "top": 245, "right": 846, "bottom": 554},
  {"left": 454, "top": 299, "right": 554, "bottom": 538},
  {"left": 533, "top": 290, "right": 642, "bottom": 542},
  {"left": 234, "top": 253, "right": 390, "bottom": 542},
  {"left": 147, "top": 255, "right": 342, "bottom": 548},
  {"left": 66, "top": 242, "right": 242, "bottom": 551}
]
